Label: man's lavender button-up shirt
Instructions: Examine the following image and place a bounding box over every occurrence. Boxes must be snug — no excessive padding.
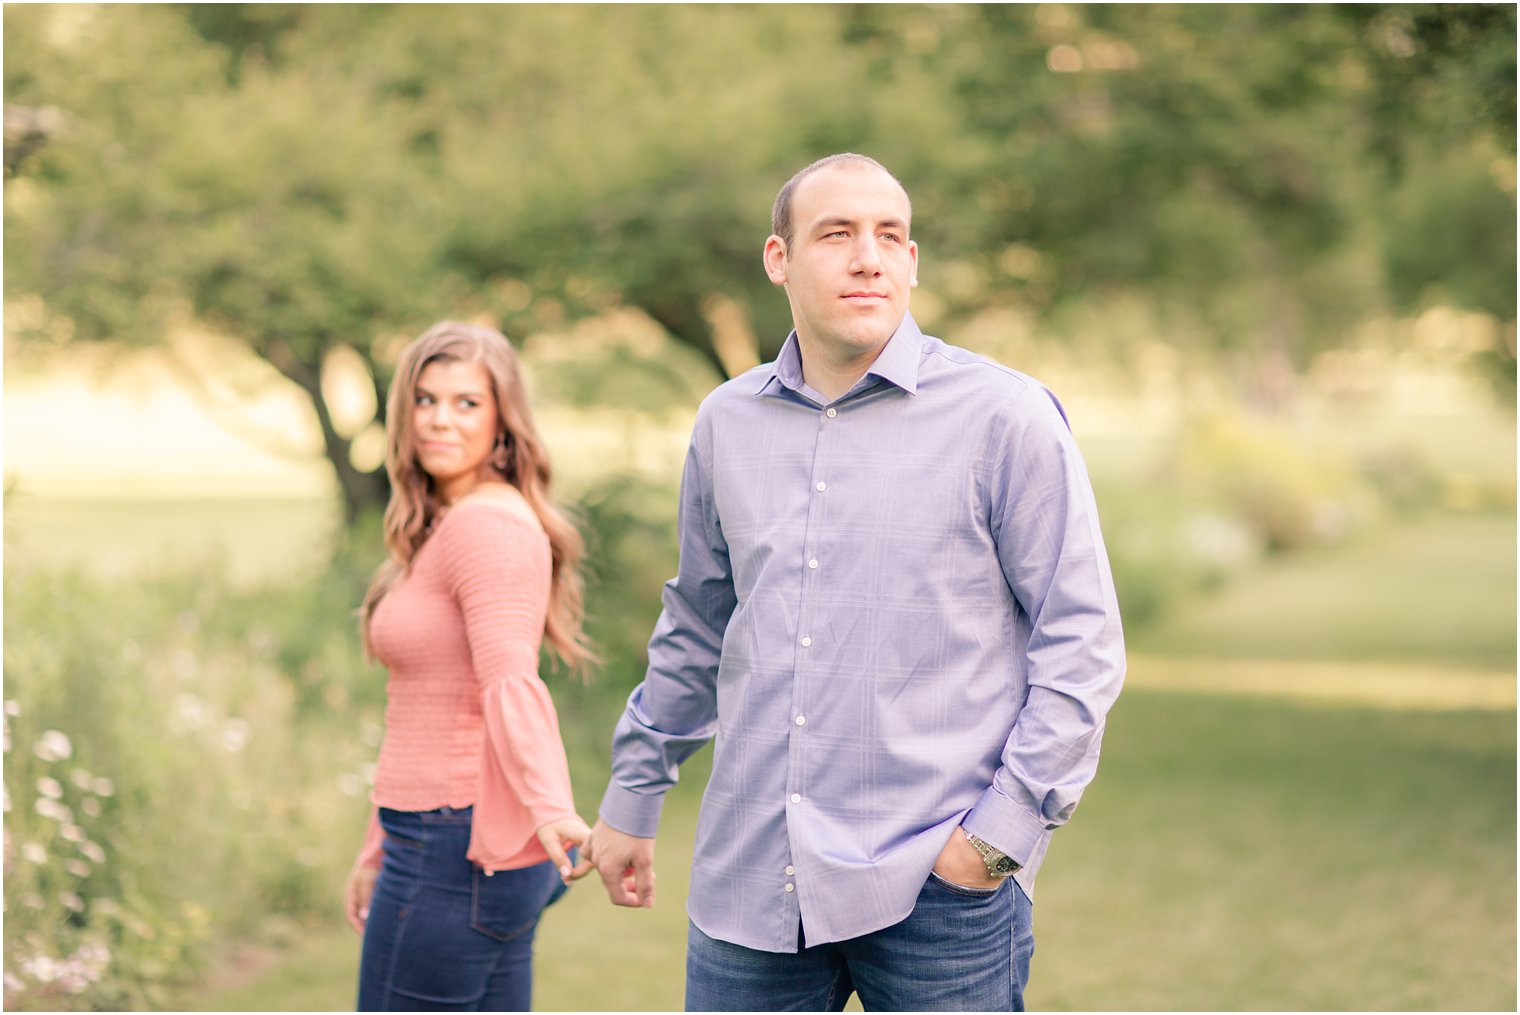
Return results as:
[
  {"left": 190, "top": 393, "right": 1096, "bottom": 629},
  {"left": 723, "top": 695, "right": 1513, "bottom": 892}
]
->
[{"left": 599, "top": 313, "right": 1126, "bottom": 953}]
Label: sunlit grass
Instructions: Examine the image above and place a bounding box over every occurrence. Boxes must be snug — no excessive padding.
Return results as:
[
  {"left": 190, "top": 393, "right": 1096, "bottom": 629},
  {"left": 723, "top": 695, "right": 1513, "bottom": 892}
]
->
[
  {"left": 1132, "top": 509, "right": 1516, "bottom": 670},
  {"left": 189, "top": 688, "right": 1516, "bottom": 1013}
]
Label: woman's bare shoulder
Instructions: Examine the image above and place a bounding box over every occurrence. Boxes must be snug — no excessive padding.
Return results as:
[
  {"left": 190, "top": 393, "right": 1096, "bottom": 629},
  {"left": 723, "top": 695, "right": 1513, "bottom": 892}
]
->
[{"left": 451, "top": 483, "right": 543, "bottom": 532}]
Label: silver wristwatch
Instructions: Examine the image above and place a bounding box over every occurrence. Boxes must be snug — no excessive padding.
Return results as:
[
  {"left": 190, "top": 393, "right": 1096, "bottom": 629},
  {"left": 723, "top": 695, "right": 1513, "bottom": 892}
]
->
[{"left": 963, "top": 828, "right": 1021, "bottom": 878}]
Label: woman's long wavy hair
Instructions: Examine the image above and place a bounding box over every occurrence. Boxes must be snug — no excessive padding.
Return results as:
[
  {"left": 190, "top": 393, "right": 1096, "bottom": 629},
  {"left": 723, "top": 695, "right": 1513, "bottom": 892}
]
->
[{"left": 360, "top": 321, "right": 595, "bottom": 674}]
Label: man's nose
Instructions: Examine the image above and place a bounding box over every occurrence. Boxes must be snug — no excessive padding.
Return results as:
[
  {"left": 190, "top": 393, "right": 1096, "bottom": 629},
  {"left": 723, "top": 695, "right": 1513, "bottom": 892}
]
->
[{"left": 851, "top": 236, "right": 883, "bottom": 274}]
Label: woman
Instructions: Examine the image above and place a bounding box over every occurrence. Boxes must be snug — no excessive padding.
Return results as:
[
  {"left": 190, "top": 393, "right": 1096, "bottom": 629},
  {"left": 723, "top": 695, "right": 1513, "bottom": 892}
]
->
[{"left": 344, "top": 321, "right": 595, "bottom": 1011}]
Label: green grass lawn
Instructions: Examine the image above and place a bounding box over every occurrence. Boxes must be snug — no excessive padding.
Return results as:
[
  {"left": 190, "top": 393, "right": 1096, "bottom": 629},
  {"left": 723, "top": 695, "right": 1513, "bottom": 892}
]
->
[
  {"left": 1132, "top": 510, "right": 1516, "bottom": 671},
  {"left": 191, "top": 690, "right": 1515, "bottom": 1012},
  {"left": 188, "top": 508, "right": 1516, "bottom": 1011}
]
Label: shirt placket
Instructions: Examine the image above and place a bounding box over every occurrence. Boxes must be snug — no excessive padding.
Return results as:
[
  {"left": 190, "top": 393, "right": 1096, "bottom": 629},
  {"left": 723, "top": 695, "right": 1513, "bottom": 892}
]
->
[{"left": 782, "top": 400, "right": 839, "bottom": 926}]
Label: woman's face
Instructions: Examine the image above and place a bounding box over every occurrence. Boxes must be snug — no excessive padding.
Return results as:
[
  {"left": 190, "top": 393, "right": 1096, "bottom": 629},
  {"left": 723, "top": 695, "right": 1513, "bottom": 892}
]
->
[{"left": 411, "top": 359, "right": 500, "bottom": 502}]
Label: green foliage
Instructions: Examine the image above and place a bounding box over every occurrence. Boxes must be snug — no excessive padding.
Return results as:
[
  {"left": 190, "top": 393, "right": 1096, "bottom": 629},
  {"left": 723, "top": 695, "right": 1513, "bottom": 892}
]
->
[
  {"left": 1, "top": 561, "right": 379, "bottom": 1010},
  {"left": 1174, "top": 410, "right": 1370, "bottom": 553},
  {"left": 5, "top": 4, "right": 1514, "bottom": 521}
]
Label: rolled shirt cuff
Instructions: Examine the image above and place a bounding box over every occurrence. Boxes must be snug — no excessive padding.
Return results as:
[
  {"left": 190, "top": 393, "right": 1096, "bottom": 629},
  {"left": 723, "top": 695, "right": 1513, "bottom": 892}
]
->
[
  {"left": 962, "top": 786, "right": 1050, "bottom": 868},
  {"left": 598, "top": 780, "right": 667, "bottom": 839}
]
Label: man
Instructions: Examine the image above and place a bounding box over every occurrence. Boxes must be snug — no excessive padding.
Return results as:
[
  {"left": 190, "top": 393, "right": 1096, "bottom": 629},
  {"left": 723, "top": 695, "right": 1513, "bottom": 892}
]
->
[{"left": 575, "top": 153, "right": 1125, "bottom": 1011}]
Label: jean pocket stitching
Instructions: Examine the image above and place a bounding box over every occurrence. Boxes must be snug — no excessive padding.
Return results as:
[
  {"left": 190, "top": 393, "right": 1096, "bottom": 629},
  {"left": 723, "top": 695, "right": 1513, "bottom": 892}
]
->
[
  {"left": 928, "top": 870, "right": 1003, "bottom": 898},
  {"left": 470, "top": 868, "right": 545, "bottom": 943}
]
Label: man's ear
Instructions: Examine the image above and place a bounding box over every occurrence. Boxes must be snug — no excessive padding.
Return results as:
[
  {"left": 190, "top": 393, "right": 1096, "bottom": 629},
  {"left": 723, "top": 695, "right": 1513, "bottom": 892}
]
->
[
  {"left": 909, "top": 239, "right": 920, "bottom": 287},
  {"left": 763, "top": 235, "right": 788, "bottom": 285}
]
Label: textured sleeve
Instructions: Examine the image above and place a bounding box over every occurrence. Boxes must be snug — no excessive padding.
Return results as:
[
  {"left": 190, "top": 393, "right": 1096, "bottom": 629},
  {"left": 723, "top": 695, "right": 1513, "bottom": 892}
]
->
[
  {"left": 599, "top": 418, "right": 735, "bottom": 838},
  {"left": 964, "top": 385, "right": 1127, "bottom": 864},
  {"left": 436, "top": 505, "right": 577, "bottom": 830},
  {"left": 355, "top": 807, "right": 385, "bottom": 870}
]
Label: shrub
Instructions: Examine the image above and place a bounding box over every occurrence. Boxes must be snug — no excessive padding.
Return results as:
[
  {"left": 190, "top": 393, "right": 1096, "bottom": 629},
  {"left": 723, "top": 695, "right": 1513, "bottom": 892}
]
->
[{"left": 1174, "top": 411, "right": 1372, "bottom": 553}]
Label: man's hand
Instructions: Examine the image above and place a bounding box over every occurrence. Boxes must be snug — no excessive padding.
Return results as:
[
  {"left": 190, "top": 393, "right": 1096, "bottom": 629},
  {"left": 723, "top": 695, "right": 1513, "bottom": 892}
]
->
[
  {"left": 536, "top": 815, "right": 592, "bottom": 883},
  {"left": 344, "top": 865, "right": 378, "bottom": 934},
  {"left": 931, "top": 826, "right": 1003, "bottom": 891},
  {"left": 569, "top": 817, "right": 657, "bottom": 908}
]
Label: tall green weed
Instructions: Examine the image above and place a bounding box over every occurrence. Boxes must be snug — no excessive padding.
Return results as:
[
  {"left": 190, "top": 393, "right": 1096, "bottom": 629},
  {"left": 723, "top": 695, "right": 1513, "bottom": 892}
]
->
[{"left": 2, "top": 561, "right": 378, "bottom": 1010}]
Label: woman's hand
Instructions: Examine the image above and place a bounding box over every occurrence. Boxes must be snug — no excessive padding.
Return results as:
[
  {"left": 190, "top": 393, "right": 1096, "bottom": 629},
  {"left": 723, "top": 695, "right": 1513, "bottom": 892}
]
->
[
  {"left": 344, "top": 865, "right": 379, "bottom": 934},
  {"left": 537, "top": 815, "right": 592, "bottom": 883}
]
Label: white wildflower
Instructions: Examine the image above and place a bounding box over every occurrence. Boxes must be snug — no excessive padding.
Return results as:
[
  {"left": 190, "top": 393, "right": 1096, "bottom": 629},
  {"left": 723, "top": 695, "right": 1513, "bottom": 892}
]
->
[
  {"left": 169, "top": 694, "right": 208, "bottom": 733},
  {"left": 59, "top": 823, "right": 86, "bottom": 843},
  {"left": 22, "top": 842, "right": 47, "bottom": 865},
  {"left": 81, "top": 798, "right": 101, "bottom": 818},
  {"left": 21, "top": 893, "right": 43, "bottom": 910},
  {"left": 4, "top": 700, "right": 20, "bottom": 717},
  {"left": 78, "top": 840, "right": 106, "bottom": 864},
  {"left": 92, "top": 777, "right": 114, "bottom": 798},
  {"left": 22, "top": 953, "right": 58, "bottom": 982},
  {"left": 34, "top": 730, "right": 72, "bottom": 762},
  {"left": 70, "top": 769, "right": 94, "bottom": 790},
  {"left": 34, "top": 798, "right": 69, "bottom": 822},
  {"left": 59, "top": 893, "right": 84, "bottom": 913},
  {"left": 221, "top": 718, "right": 250, "bottom": 753},
  {"left": 36, "top": 777, "right": 63, "bottom": 800},
  {"left": 64, "top": 858, "right": 90, "bottom": 877}
]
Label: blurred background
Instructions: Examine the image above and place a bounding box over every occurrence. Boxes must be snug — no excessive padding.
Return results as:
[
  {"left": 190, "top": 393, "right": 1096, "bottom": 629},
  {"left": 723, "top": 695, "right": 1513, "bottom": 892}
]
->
[{"left": 3, "top": 4, "right": 1514, "bottom": 1011}]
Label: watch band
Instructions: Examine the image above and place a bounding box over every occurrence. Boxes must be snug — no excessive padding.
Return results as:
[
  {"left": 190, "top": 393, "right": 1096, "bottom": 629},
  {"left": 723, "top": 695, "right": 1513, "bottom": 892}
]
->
[{"left": 963, "top": 828, "right": 1021, "bottom": 878}]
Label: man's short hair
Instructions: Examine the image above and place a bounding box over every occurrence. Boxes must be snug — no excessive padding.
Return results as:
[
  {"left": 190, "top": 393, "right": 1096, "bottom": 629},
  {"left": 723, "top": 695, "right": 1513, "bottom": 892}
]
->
[{"left": 770, "top": 153, "right": 908, "bottom": 256}]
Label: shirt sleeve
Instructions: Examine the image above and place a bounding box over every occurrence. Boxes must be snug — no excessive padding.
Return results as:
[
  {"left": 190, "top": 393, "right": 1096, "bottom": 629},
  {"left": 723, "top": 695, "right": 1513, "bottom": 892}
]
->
[
  {"left": 436, "top": 504, "right": 577, "bottom": 831},
  {"left": 355, "top": 807, "right": 385, "bottom": 871},
  {"left": 963, "top": 385, "right": 1127, "bottom": 865},
  {"left": 599, "top": 419, "right": 737, "bottom": 838}
]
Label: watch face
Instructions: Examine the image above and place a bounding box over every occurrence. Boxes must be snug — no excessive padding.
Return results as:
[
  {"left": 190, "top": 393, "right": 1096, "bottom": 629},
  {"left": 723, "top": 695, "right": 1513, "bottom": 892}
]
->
[{"left": 994, "top": 856, "right": 1019, "bottom": 875}]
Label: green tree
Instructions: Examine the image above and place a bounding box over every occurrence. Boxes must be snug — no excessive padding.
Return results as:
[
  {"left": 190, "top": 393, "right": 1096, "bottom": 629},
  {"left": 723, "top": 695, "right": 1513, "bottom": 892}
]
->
[{"left": 7, "top": 4, "right": 1514, "bottom": 523}]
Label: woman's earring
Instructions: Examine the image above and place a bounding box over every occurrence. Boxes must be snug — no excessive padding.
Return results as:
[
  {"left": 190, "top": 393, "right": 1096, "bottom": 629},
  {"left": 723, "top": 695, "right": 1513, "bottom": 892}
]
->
[{"left": 492, "top": 435, "right": 511, "bottom": 471}]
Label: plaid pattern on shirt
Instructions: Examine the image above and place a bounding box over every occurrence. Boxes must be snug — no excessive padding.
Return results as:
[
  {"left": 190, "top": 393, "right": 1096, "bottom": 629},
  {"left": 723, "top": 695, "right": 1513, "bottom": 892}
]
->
[{"left": 600, "top": 313, "right": 1126, "bottom": 953}]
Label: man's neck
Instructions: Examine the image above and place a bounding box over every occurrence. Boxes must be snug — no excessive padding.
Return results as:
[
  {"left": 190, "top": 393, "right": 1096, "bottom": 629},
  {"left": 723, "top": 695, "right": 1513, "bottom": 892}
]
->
[{"left": 796, "top": 337, "right": 887, "bottom": 403}]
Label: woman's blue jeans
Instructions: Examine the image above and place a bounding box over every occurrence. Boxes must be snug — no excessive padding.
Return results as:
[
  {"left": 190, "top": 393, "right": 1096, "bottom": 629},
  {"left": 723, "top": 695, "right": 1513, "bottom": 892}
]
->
[
  {"left": 357, "top": 807, "right": 567, "bottom": 1011},
  {"left": 685, "top": 873, "right": 1035, "bottom": 1011}
]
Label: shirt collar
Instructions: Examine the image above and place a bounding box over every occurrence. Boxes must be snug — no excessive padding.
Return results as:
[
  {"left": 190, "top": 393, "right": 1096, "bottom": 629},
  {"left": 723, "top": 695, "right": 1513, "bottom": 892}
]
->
[{"left": 754, "top": 312, "right": 925, "bottom": 398}]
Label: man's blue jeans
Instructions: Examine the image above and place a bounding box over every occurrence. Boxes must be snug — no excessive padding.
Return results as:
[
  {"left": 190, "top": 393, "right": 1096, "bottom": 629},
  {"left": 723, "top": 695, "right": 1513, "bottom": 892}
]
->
[{"left": 685, "top": 873, "right": 1034, "bottom": 1012}]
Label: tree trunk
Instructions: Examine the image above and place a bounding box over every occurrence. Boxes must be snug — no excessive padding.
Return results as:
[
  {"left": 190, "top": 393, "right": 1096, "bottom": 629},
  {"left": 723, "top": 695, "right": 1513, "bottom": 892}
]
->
[{"left": 266, "top": 337, "right": 390, "bottom": 522}]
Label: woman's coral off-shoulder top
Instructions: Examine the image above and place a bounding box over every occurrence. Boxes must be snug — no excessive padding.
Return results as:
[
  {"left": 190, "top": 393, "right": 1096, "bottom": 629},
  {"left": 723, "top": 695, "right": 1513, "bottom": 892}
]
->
[{"left": 353, "top": 497, "right": 577, "bottom": 874}]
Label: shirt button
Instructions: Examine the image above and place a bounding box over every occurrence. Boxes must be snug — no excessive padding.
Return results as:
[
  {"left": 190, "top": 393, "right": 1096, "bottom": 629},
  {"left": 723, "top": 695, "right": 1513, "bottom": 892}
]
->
[
  {"left": 785, "top": 883, "right": 795, "bottom": 893},
  {"left": 795, "top": 715, "right": 806, "bottom": 726},
  {"left": 808, "top": 558, "right": 818, "bottom": 569},
  {"left": 785, "top": 865, "right": 795, "bottom": 876},
  {"left": 800, "top": 636, "right": 812, "bottom": 647},
  {"left": 815, "top": 481, "right": 827, "bottom": 492},
  {"left": 826, "top": 408, "right": 837, "bottom": 418},
  {"left": 790, "top": 793, "right": 801, "bottom": 804}
]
